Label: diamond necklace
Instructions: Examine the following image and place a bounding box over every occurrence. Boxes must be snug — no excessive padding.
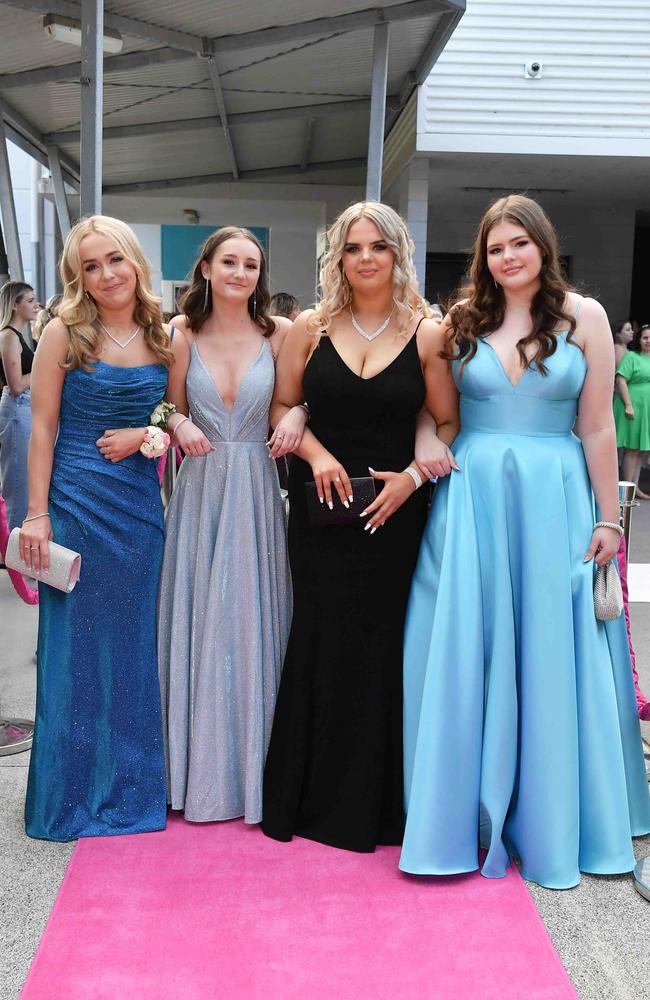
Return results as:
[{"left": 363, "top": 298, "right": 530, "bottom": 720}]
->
[
  {"left": 350, "top": 307, "right": 394, "bottom": 342},
  {"left": 98, "top": 319, "right": 141, "bottom": 349}
]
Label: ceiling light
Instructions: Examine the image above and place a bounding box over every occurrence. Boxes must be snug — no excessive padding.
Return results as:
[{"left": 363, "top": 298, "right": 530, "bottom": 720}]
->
[{"left": 43, "top": 14, "right": 124, "bottom": 54}]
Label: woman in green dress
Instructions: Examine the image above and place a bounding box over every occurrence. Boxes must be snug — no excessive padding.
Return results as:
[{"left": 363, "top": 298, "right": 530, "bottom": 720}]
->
[{"left": 614, "top": 324, "right": 650, "bottom": 499}]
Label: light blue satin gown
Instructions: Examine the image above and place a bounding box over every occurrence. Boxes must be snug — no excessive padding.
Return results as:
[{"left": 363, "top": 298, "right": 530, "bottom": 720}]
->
[{"left": 401, "top": 327, "right": 650, "bottom": 889}]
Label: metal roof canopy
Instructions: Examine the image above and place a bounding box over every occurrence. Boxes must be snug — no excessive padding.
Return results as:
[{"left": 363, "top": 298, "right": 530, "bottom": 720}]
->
[{"left": 0, "top": 0, "right": 464, "bottom": 248}]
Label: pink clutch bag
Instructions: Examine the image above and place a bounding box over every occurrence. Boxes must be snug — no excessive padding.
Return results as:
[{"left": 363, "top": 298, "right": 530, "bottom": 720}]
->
[{"left": 6, "top": 527, "right": 82, "bottom": 593}]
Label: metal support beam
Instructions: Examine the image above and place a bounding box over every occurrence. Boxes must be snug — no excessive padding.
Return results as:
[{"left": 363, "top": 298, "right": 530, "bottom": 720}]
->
[
  {"left": 0, "top": 46, "right": 193, "bottom": 90},
  {"left": 205, "top": 56, "right": 239, "bottom": 180},
  {"left": 0, "top": 97, "right": 80, "bottom": 188},
  {"left": 301, "top": 119, "right": 315, "bottom": 172},
  {"left": 47, "top": 145, "right": 71, "bottom": 238},
  {"left": 5, "top": 0, "right": 440, "bottom": 56},
  {"left": 46, "top": 98, "right": 377, "bottom": 144},
  {"left": 366, "top": 22, "right": 390, "bottom": 202},
  {"left": 0, "top": 118, "right": 24, "bottom": 280},
  {"left": 103, "top": 157, "right": 365, "bottom": 194},
  {"left": 80, "top": 0, "right": 103, "bottom": 215}
]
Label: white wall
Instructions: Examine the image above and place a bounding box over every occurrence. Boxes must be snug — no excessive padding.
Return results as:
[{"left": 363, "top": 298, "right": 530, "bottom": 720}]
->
[
  {"left": 419, "top": 0, "right": 650, "bottom": 156},
  {"left": 104, "top": 184, "right": 362, "bottom": 309}
]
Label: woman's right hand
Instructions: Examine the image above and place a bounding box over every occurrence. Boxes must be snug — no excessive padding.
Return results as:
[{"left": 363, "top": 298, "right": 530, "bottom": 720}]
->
[
  {"left": 175, "top": 420, "right": 215, "bottom": 457},
  {"left": 625, "top": 403, "right": 635, "bottom": 419},
  {"left": 310, "top": 451, "right": 353, "bottom": 509},
  {"left": 19, "top": 515, "right": 53, "bottom": 574}
]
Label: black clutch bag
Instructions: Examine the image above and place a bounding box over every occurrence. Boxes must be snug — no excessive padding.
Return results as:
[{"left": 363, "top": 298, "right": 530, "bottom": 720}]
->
[{"left": 304, "top": 476, "right": 377, "bottom": 526}]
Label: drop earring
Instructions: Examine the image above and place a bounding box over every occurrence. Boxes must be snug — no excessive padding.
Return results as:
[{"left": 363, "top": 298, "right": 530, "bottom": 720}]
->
[
  {"left": 252, "top": 289, "right": 257, "bottom": 318},
  {"left": 203, "top": 277, "right": 210, "bottom": 311},
  {"left": 494, "top": 278, "right": 499, "bottom": 289}
]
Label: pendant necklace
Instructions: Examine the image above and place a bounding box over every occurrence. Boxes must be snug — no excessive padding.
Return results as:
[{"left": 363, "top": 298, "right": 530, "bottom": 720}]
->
[
  {"left": 350, "top": 307, "right": 393, "bottom": 342},
  {"left": 98, "top": 319, "right": 141, "bottom": 349}
]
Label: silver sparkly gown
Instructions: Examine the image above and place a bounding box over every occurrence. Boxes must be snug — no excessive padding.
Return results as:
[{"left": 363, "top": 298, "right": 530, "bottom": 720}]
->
[{"left": 157, "top": 339, "right": 292, "bottom": 823}]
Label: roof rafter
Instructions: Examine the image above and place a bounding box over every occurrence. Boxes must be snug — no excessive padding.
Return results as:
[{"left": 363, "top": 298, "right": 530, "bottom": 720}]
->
[
  {"left": 45, "top": 97, "right": 376, "bottom": 143},
  {"left": 104, "top": 157, "right": 365, "bottom": 194},
  {"left": 0, "top": 95, "right": 80, "bottom": 187}
]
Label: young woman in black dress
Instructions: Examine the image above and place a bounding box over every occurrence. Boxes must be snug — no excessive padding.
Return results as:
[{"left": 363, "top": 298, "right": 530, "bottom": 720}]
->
[{"left": 262, "top": 201, "right": 459, "bottom": 852}]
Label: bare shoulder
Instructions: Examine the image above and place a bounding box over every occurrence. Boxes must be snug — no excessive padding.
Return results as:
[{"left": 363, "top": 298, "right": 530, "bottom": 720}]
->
[
  {"left": 170, "top": 313, "right": 194, "bottom": 346},
  {"left": 36, "top": 318, "right": 71, "bottom": 357},
  {"left": 269, "top": 314, "right": 292, "bottom": 354},
  {"left": 166, "top": 321, "right": 189, "bottom": 361},
  {"left": 570, "top": 294, "right": 611, "bottom": 352}
]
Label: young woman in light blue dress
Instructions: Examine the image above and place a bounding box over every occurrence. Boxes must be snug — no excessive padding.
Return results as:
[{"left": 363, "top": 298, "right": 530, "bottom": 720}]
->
[{"left": 402, "top": 195, "right": 650, "bottom": 889}]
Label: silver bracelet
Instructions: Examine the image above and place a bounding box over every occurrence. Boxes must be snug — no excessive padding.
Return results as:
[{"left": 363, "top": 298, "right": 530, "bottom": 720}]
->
[
  {"left": 594, "top": 520, "right": 623, "bottom": 538},
  {"left": 403, "top": 466, "right": 423, "bottom": 490},
  {"left": 22, "top": 512, "right": 51, "bottom": 523},
  {"left": 297, "top": 402, "right": 310, "bottom": 422},
  {"left": 172, "top": 415, "right": 189, "bottom": 433}
]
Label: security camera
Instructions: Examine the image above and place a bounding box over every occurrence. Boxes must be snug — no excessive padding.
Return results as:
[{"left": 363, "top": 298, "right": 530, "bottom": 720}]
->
[{"left": 524, "top": 61, "right": 543, "bottom": 79}]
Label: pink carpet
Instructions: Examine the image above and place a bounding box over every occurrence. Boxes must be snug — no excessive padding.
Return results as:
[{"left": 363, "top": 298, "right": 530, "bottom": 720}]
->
[{"left": 21, "top": 815, "right": 577, "bottom": 999}]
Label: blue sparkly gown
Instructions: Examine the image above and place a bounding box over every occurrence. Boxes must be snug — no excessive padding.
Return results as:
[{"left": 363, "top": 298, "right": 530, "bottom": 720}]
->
[
  {"left": 25, "top": 361, "right": 168, "bottom": 841},
  {"left": 401, "top": 330, "right": 650, "bottom": 889}
]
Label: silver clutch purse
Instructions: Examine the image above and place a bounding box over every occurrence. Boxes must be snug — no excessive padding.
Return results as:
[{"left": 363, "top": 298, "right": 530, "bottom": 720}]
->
[
  {"left": 593, "top": 559, "right": 624, "bottom": 621},
  {"left": 6, "top": 527, "right": 81, "bottom": 593}
]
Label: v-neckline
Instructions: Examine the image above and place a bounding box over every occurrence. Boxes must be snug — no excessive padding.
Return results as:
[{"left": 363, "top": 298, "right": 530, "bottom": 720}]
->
[
  {"left": 193, "top": 339, "right": 265, "bottom": 415},
  {"left": 324, "top": 333, "right": 416, "bottom": 382},
  {"left": 482, "top": 338, "right": 532, "bottom": 389}
]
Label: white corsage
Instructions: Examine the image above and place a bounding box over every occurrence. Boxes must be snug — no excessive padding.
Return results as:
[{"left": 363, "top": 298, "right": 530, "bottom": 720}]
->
[
  {"left": 140, "top": 425, "right": 170, "bottom": 459},
  {"left": 149, "top": 400, "right": 176, "bottom": 430}
]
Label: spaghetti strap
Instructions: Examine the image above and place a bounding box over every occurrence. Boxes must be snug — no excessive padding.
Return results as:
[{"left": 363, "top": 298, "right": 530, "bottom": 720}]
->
[{"left": 414, "top": 317, "right": 426, "bottom": 336}]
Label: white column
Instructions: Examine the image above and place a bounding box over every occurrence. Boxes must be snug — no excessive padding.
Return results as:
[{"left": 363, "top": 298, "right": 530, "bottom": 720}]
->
[{"left": 398, "top": 157, "right": 429, "bottom": 294}]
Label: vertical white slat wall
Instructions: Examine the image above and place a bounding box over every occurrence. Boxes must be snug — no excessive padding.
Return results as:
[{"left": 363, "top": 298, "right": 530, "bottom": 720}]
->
[{"left": 418, "top": 0, "right": 650, "bottom": 154}]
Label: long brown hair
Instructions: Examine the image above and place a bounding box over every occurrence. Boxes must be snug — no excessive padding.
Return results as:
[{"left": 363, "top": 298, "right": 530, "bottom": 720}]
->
[
  {"left": 58, "top": 215, "right": 172, "bottom": 371},
  {"left": 443, "top": 195, "right": 576, "bottom": 374},
  {"left": 181, "top": 227, "right": 274, "bottom": 336},
  {"left": 0, "top": 281, "right": 33, "bottom": 331}
]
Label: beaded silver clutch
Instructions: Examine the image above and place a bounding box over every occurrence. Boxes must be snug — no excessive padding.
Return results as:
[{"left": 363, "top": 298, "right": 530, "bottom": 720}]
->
[
  {"left": 593, "top": 559, "right": 624, "bottom": 621},
  {"left": 6, "top": 528, "right": 81, "bottom": 593}
]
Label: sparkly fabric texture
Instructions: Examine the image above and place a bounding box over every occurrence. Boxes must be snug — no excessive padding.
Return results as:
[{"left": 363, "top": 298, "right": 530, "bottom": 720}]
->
[
  {"left": 25, "top": 361, "right": 168, "bottom": 841},
  {"left": 158, "top": 340, "right": 291, "bottom": 824}
]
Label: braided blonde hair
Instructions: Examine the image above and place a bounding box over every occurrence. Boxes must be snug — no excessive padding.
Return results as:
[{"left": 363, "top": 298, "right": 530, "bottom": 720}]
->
[{"left": 310, "top": 201, "right": 430, "bottom": 336}]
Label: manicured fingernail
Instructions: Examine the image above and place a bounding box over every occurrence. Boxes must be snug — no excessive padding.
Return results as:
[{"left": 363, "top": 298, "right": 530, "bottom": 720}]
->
[
  {"left": 370, "top": 526, "right": 377, "bottom": 535},
  {"left": 364, "top": 522, "right": 372, "bottom": 531},
  {"left": 360, "top": 511, "right": 369, "bottom": 517},
  {"left": 343, "top": 500, "right": 349, "bottom": 509},
  {"left": 348, "top": 495, "right": 354, "bottom": 502},
  {"left": 319, "top": 496, "right": 323, "bottom": 504},
  {"left": 328, "top": 501, "right": 333, "bottom": 510},
  {"left": 368, "top": 467, "right": 375, "bottom": 474}
]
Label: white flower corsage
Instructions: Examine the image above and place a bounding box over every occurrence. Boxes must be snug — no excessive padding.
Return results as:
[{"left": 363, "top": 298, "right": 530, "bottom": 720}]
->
[
  {"left": 149, "top": 400, "right": 176, "bottom": 430},
  {"left": 140, "top": 425, "right": 170, "bottom": 459}
]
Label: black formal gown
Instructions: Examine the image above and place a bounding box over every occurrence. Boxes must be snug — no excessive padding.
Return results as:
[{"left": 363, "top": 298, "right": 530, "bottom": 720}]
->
[{"left": 262, "top": 329, "right": 429, "bottom": 852}]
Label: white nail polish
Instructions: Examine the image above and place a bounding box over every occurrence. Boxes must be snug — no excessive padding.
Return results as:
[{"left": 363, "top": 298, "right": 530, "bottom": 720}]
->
[
  {"left": 328, "top": 501, "right": 333, "bottom": 510},
  {"left": 343, "top": 501, "right": 349, "bottom": 509},
  {"left": 370, "top": 526, "right": 377, "bottom": 535},
  {"left": 364, "top": 522, "right": 371, "bottom": 531},
  {"left": 360, "top": 511, "right": 368, "bottom": 517},
  {"left": 348, "top": 495, "right": 354, "bottom": 503},
  {"left": 319, "top": 496, "right": 324, "bottom": 504}
]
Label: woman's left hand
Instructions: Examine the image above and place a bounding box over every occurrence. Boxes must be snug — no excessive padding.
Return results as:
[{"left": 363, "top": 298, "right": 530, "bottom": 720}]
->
[
  {"left": 267, "top": 405, "right": 307, "bottom": 458},
  {"left": 96, "top": 427, "right": 145, "bottom": 462},
  {"left": 360, "top": 468, "right": 417, "bottom": 534},
  {"left": 583, "top": 526, "right": 621, "bottom": 566}
]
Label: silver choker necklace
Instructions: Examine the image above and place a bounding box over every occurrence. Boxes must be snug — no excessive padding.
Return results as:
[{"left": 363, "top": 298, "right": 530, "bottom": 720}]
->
[
  {"left": 98, "top": 319, "right": 141, "bottom": 349},
  {"left": 350, "top": 308, "right": 393, "bottom": 342}
]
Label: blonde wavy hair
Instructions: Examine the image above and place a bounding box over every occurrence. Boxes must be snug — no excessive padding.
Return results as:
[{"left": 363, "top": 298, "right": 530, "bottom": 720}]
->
[
  {"left": 57, "top": 215, "right": 172, "bottom": 370},
  {"left": 311, "top": 201, "right": 431, "bottom": 336}
]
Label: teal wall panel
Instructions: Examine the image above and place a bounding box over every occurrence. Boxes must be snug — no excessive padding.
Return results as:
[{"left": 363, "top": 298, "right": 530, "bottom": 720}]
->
[{"left": 161, "top": 225, "right": 269, "bottom": 281}]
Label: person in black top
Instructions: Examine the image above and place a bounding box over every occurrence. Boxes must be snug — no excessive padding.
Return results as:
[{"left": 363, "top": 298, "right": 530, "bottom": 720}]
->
[
  {"left": 0, "top": 281, "right": 39, "bottom": 529},
  {"left": 262, "top": 202, "right": 459, "bottom": 852}
]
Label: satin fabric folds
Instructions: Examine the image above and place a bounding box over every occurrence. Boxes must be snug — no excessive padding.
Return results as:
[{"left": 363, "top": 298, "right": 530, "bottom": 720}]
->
[
  {"left": 25, "top": 361, "right": 168, "bottom": 841},
  {"left": 401, "top": 333, "right": 650, "bottom": 889}
]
